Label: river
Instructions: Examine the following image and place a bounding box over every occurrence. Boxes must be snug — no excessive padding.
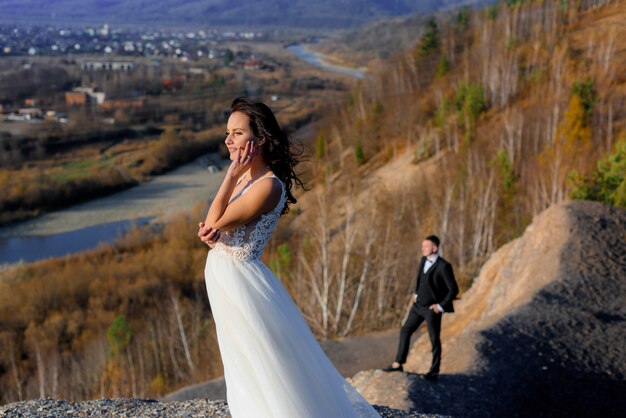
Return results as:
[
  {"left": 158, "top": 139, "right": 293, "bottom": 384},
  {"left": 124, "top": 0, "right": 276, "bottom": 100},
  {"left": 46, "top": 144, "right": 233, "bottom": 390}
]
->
[
  {"left": 0, "top": 155, "right": 226, "bottom": 265},
  {"left": 286, "top": 44, "right": 366, "bottom": 79}
]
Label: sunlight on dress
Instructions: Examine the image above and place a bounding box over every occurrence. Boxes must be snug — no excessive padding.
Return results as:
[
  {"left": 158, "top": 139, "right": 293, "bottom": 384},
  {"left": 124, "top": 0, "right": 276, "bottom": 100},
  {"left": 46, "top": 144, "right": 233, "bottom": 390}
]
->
[{"left": 204, "top": 175, "right": 381, "bottom": 418}]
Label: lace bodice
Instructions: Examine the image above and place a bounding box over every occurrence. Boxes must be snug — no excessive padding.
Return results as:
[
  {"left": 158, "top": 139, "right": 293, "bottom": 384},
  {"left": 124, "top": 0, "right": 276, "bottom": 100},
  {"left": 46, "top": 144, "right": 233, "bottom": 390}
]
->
[{"left": 211, "top": 175, "right": 286, "bottom": 262}]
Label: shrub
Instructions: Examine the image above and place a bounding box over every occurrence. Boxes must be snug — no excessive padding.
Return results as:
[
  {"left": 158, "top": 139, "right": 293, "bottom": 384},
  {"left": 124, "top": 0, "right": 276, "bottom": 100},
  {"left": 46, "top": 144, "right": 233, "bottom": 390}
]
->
[
  {"left": 570, "top": 135, "right": 626, "bottom": 208},
  {"left": 355, "top": 141, "right": 366, "bottom": 165},
  {"left": 420, "top": 18, "right": 439, "bottom": 57}
]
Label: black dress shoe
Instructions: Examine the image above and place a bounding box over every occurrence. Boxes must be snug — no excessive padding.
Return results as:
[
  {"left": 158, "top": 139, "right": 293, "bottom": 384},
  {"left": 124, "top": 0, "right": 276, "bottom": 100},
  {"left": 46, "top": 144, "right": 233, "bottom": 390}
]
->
[
  {"left": 421, "top": 372, "right": 438, "bottom": 381},
  {"left": 382, "top": 364, "right": 404, "bottom": 372}
]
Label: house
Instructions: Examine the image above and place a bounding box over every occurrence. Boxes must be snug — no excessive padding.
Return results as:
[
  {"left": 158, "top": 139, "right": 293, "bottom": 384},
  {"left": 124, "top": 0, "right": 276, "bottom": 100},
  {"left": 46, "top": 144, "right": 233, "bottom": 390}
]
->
[
  {"left": 65, "top": 87, "right": 106, "bottom": 106},
  {"left": 65, "top": 91, "right": 88, "bottom": 106},
  {"left": 243, "top": 60, "right": 262, "bottom": 71}
]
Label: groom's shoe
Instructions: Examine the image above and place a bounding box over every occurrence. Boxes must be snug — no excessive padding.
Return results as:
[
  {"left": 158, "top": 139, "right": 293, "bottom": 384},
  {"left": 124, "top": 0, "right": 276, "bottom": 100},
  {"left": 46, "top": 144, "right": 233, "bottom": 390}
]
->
[
  {"left": 421, "top": 372, "right": 438, "bottom": 381},
  {"left": 382, "top": 364, "right": 404, "bottom": 372}
]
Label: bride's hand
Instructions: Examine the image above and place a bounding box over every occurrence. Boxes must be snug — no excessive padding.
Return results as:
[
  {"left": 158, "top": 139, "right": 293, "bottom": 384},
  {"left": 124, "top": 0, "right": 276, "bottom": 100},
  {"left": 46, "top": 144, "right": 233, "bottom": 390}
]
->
[
  {"left": 226, "top": 140, "right": 257, "bottom": 180},
  {"left": 198, "top": 222, "right": 221, "bottom": 247}
]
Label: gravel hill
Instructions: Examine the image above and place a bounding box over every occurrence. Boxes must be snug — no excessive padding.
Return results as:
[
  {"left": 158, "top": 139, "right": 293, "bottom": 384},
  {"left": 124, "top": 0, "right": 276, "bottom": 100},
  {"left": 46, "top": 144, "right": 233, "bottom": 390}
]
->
[{"left": 354, "top": 201, "right": 626, "bottom": 417}]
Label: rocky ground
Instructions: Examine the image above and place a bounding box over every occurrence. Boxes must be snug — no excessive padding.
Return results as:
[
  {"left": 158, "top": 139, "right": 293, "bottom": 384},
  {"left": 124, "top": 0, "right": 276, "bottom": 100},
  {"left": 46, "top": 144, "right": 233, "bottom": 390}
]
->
[{"left": 0, "top": 398, "right": 442, "bottom": 418}]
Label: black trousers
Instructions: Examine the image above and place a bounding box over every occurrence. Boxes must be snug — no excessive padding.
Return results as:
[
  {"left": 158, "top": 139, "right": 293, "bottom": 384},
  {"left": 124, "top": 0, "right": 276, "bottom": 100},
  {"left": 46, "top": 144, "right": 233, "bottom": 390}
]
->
[{"left": 394, "top": 304, "right": 442, "bottom": 374}]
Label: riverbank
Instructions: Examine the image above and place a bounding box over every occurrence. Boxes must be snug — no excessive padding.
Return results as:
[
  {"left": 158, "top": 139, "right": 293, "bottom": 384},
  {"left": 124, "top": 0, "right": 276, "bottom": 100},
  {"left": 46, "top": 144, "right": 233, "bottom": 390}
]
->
[{"left": 0, "top": 153, "right": 226, "bottom": 240}]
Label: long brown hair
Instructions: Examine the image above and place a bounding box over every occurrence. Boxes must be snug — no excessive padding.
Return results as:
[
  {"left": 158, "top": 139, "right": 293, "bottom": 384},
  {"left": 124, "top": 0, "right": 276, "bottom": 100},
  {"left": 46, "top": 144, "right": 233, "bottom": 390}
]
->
[{"left": 230, "top": 96, "right": 304, "bottom": 215}]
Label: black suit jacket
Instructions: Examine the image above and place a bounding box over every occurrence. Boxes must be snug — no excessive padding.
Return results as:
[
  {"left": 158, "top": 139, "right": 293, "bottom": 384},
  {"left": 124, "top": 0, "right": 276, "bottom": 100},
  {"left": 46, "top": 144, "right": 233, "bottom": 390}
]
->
[{"left": 414, "top": 255, "right": 459, "bottom": 313}]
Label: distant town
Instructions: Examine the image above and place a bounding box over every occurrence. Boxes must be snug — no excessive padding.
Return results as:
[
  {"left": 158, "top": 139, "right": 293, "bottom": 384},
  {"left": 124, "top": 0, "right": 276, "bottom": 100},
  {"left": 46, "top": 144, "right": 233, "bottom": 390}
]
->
[
  {"left": 0, "top": 23, "right": 268, "bottom": 58},
  {"left": 0, "top": 23, "right": 301, "bottom": 130}
]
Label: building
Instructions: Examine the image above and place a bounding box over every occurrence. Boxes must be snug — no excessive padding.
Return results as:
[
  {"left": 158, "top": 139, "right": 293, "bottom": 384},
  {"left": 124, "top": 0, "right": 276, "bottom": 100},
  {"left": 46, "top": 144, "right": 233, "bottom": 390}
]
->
[
  {"left": 243, "top": 60, "right": 262, "bottom": 71},
  {"left": 18, "top": 108, "right": 43, "bottom": 119},
  {"left": 101, "top": 98, "right": 144, "bottom": 110},
  {"left": 81, "top": 60, "right": 136, "bottom": 71},
  {"left": 65, "top": 87, "right": 106, "bottom": 106}
]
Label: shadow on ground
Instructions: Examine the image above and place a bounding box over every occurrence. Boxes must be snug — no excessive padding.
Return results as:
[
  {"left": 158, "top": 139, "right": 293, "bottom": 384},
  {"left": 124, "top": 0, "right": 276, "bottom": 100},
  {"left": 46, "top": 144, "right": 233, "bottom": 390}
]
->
[{"left": 407, "top": 288, "right": 626, "bottom": 417}]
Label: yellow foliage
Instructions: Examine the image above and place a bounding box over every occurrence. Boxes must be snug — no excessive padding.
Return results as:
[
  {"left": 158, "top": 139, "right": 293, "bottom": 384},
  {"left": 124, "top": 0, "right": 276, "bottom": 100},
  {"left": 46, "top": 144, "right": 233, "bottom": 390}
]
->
[
  {"left": 556, "top": 94, "right": 593, "bottom": 174},
  {"left": 0, "top": 211, "right": 220, "bottom": 403},
  {"left": 149, "top": 373, "right": 166, "bottom": 396}
]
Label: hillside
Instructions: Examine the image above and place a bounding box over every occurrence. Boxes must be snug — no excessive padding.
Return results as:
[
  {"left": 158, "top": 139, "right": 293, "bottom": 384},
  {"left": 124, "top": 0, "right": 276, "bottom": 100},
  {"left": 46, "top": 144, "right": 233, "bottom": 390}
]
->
[
  {"left": 312, "top": 4, "right": 464, "bottom": 67},
  {"left": 1, "top": 0, "right": 484, "bottom": 28},
  {"left": 313, "top": 14, "right": 432, "bottom": 67},
  {"left": 271, "top": 0, "right": 626, "bottom": 340},
  {"left": 352, "top": 200, "right": 626, "bottom": 416}
]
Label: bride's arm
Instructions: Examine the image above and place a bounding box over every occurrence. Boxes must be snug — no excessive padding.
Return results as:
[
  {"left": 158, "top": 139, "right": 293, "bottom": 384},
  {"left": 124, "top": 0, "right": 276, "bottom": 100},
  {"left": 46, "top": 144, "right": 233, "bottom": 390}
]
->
[
  {"left": 203, "top": 174, "right": 239, "bottom": 228},
  {"left": 199, "top": 177, "right": 281, "bottom": 238}
]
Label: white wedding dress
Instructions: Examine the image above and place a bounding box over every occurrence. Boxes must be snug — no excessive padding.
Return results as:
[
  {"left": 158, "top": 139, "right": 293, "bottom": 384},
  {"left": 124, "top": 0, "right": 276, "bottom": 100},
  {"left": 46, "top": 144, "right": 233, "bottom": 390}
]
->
[{"left": 204, "top": 175, "right": 381, "bottom": 418}]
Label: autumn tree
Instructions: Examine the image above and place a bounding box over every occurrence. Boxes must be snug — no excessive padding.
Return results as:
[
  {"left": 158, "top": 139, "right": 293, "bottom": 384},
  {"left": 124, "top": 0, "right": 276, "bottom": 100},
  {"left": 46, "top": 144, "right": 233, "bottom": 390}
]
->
[
  {"left": 105, "top": 315, "right": 132, "bottom": 396},
  {"left": 540, "top": 94, "right": 594, "bottom": 204}
]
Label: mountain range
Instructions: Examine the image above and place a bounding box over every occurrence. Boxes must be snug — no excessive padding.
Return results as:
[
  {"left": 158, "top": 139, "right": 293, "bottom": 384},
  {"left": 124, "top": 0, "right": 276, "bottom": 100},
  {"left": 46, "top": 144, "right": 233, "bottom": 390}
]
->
[{"left": 1, "top": 0, "right": 489, "bottom": 28}]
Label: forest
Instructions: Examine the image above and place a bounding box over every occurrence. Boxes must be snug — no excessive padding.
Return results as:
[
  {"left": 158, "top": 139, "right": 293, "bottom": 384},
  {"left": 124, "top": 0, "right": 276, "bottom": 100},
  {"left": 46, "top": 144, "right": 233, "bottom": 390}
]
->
[
  {"left": 275, "top": 0, "right": 625, "bottom": 339},
  {"left": 0, "top": 0, "right": 624, "bottom": 405}
]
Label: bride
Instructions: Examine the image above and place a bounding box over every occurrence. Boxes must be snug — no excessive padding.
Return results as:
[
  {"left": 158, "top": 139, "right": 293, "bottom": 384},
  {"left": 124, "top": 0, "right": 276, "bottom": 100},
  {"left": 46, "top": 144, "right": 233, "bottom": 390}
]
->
[{"left": 197, "top": 97, "right": 381, "bottom": 418}]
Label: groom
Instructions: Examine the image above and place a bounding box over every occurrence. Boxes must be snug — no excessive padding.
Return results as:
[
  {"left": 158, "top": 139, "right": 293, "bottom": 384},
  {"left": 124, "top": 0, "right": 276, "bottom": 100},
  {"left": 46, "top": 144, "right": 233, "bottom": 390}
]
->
[{"left": 383, "top": 235, "right": 459, "bottom": 381}]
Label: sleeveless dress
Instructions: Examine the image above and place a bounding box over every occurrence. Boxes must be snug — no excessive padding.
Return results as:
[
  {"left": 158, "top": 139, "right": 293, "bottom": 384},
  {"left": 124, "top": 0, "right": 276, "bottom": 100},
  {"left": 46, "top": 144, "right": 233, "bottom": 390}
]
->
[{"left": 204, "top": 175, "right": 381, "bottom": 418}]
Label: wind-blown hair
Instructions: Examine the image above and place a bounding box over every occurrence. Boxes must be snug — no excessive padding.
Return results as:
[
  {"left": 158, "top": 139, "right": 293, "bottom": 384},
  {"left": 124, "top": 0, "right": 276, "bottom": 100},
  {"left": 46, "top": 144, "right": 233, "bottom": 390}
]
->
[{"left": 230, "top": 96, "right": 304, "bottom": 215}]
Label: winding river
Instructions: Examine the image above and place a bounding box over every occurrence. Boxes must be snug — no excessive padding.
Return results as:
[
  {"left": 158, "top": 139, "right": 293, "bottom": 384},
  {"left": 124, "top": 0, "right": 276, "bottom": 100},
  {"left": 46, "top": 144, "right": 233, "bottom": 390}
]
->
[
  {"left": 286, "top": 44, "right": 366, "bottom": 79},
  {"left": 0, "top": 155, "right": 226, "bottom": 265}
]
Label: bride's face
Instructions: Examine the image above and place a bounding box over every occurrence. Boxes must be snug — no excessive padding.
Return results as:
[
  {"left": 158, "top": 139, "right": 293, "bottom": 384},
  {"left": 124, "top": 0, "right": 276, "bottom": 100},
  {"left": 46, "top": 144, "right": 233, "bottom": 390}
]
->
[{"left": 225, "top": 111, "right": 257, "bottom": 160}]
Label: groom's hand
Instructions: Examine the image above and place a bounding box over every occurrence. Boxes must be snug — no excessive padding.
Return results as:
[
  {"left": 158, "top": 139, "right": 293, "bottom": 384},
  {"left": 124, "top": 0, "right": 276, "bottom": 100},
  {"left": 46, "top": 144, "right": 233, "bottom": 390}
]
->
[{"left": 429, "top": 304, "right": 442, "bottom": 314}]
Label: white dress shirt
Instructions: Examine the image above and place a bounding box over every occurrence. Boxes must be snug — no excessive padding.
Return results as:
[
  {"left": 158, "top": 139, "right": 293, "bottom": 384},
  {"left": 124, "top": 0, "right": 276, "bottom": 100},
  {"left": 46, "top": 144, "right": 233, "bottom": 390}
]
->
[{"left": 424, "top": 254, "right": 439, "bottom": 273}]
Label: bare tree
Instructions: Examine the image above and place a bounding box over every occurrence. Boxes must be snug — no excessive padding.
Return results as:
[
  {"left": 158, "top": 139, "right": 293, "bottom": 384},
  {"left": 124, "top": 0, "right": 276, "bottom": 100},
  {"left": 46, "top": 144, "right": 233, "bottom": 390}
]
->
[
  {"left": 341, "top": 229, "right": 374, "bottom": 337},
  {"left": 171, "top": 292, "right": 195, "bottom": 373},
  {"left": 333, "top": 200, "right": 357, "bottom": 333}
]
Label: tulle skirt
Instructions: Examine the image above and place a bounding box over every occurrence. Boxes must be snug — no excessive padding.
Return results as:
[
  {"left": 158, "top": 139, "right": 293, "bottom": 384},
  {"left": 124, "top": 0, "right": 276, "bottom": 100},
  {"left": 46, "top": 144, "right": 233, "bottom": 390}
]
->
[{"left": 204, "top": 250, "right": 381, "bottom": 418}]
